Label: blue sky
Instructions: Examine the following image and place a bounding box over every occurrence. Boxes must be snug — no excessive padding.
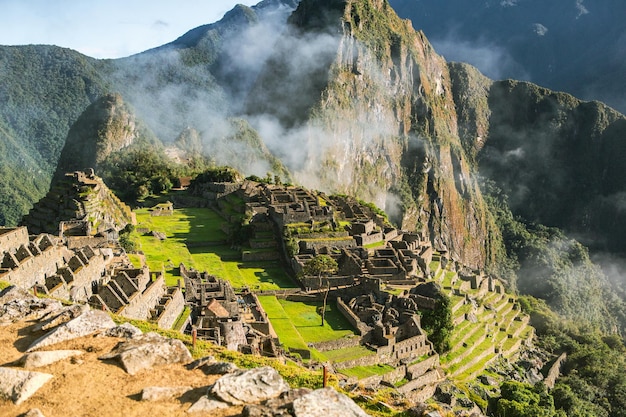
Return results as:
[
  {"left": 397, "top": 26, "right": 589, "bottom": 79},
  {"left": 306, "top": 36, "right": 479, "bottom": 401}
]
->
[{"left": 0, "top": 0, "right": 258, "bottom": 58}]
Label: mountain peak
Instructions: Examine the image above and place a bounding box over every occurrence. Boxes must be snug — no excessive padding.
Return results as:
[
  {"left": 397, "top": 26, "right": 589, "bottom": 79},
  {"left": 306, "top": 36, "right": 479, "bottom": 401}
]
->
[{"left": 53, "top": 93, "right": 140, "bottom": 182}]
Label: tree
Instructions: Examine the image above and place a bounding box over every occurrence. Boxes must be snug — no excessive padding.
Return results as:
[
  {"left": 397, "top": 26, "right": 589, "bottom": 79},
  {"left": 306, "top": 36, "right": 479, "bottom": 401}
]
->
[{"left": 303, "top": 255, "right": 338, "bottom": 326}]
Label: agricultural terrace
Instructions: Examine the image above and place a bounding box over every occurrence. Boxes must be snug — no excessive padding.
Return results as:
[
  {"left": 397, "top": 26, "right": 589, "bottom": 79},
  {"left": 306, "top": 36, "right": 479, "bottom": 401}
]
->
[
  {"left": 131, "top": 207, "right": 295, "bottom": 290},
  {"left": 421, "top": 256, "right": 534, "bottom": 383}
]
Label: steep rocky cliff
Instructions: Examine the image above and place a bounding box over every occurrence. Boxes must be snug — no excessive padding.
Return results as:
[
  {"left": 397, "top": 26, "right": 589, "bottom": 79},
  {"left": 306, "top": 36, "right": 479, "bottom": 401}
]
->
[
  {"left": 53, "top": 94, "right": 147, "bottom": 181},
  {"left": 448, "top": 66, "right": 626, "bottom": 254},
  {"left": 247, "top": 0, "right": 498, "bottom": 269}
]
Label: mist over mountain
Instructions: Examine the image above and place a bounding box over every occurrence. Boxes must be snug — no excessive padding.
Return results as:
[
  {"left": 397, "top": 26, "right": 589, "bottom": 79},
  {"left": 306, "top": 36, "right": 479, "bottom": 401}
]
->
[{"left": 388, "top": 0, "right": 626, "bottom": 114}]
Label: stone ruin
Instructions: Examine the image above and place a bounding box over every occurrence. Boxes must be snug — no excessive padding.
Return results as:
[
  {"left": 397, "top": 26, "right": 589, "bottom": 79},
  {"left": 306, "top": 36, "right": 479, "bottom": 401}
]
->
[
  {"left": 180, "top": 263, "right": 279, "bottom": 356},
  {"left": 88, "top": 266, "right": 185, "bottom": 329},
  {"left": 20, "top": 170, "right": 135, "bottom": 236}
]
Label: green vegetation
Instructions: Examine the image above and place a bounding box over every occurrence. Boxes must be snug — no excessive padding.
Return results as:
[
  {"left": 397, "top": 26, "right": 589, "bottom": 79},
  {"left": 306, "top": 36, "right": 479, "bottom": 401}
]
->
[
  {"left": 492, "top": 381, "right": 558, "bottom": 417},
  {"left": 0, "top": 280, "right": 10, "bottom": 291},
  {"left": 339, "top": 364, "right": 395, "bottom": 380},
  {"left": 278, "top": 298, "right": 356, "bottom": 342},
  {"left": 420, "top": 292, "right": 453, "bottom": 354},
  {"left": 302, "top": 254, "right": 338, "bottom": 278},
  {"left": 520, "top": 297, "right": 626, "bottom": 417},
  {"left": 257, "top": 295, "right": 358, "bottom": 362},
  {"left": 100, "top": 146, "right": 212, "bottom": 204},
  {"left": 131, "top": 207, "right": 294, "bottom": 289},
  {"left": 483, "top": 180, "right": 626, "bottom": 334},
  {"left": 0, "top": 45, "right": 111, "bottom": 226}
]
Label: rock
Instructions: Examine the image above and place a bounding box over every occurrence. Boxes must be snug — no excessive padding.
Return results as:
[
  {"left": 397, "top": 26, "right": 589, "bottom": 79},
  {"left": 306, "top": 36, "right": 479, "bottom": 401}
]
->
[
  {"left": 27, "top": 310, "right": 116, "bottom": 352},
  {"left": 186, "top": 355, "right": 216, "bottom": 370},
  {"left": 210, "top": 366, "right": 290, "bottom": 405},
  {"left": 242, "top": 404, "right": 291, "bottom": 417},
  {"left": 99, "top": 332, "right": 192, "bottom": 375},
  {"left": 0, "top": 287, "right": 63, "bottom": 326},
  {"left": 187, "top": 395, "right": 229, "bottom": 413},
  {"left": 0, "top": 367, "right": 53, "bottom": 405},
  {"left": 434, "top": 381, "right": 459, "bottom": 406},
  {"left": 19, "top": 350, "right": 84, "bottom": 368},
  {"left": 32, "top": 304, "right": 89, "bottom": 332},
  {"left": 458, "top": 397, "right": 475, "bottom": 408},
  {"left": 478, "top": 375, "right": 498, "bottom": 386},
  {"left": 201, "top": 361, "right": 239, "bottom": 375},
  {"left": 264, "top": 388, "right": 312, "bottom": 409},
  {"left": 104, "top": 322, "right": 143, "bottom": 339},
  {"left": 141, "top": 386, "right": 192, "bottom": 402},
  {"left": 21, "top": 409, "right": 45, "bottom": 417},
  {"left": 406, "top": 403, "right": 429, "bottom": 417},
  {"left": 292, "top": 387, "right": 370, "bottom": 417}
]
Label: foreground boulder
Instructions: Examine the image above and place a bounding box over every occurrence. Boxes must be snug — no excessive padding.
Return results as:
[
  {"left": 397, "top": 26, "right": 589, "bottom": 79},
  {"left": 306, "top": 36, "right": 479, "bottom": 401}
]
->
[
  {"left": 0, "top": 286, "right": 63, "bottom": 326},
  {"left": 141, "top": 386, "right": 192, "bottom": 402},
  {"left": 292, "top": 388, "right": 370, "bottom": 417},
  {"left": 209, "top": 366, "right": 290, "bottom": 405},
  {"left": 0, "top": 367, "right": 53, "bottom": 405},
  {"left": 26, "top": 310, "right": 116, "bottom": 352},
  {"left": 99, "top": 332, "right": 192, "bottom": 375},
  {"left": 19, "top": 350, "right": 84, "bottom": 369}
]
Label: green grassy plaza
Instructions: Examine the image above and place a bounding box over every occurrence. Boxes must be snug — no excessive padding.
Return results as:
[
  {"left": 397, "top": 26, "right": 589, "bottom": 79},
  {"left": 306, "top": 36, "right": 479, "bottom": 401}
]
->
[{"left": 131, "top": 207, "right": 295, "bottom": 289}]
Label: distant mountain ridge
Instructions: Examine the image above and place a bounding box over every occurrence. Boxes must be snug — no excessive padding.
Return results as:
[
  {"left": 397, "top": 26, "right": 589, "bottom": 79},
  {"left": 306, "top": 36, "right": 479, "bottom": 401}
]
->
[{"left": 388, "top": 0, "right": 626, "bottom": 114}]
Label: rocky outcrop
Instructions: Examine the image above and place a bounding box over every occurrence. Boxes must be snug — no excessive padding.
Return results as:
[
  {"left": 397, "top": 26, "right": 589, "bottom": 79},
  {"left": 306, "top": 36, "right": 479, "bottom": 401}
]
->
[
  {"left": 0, "top": 368, "right": 53, "bottom": 405},
  {"left": 292, "top": 387, "right": 370, "bottom": 417},
  {"left": 209, "top": 366, "right": 290, "bottom": 405},
  {"left": 0, "top": 288, "right": 378, "bottom": 416},
  {"left": 0, "top": 286, "right": 63, "bottom": 326},
  {"left": 99, "top": 332, "right": 193, "bottom": 375},
  {"left": 53, "top": 94, "right": 140, "bottom": 180},
  {"left": 26, "top": 310, "right": 116, "bottom": 352},
  {"left": 18, "top": 350, "right": 84, "bottom": 369}
]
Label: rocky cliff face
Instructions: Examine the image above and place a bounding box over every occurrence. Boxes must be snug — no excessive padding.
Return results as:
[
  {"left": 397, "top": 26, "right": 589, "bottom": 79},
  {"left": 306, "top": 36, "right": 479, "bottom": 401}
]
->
[
  {"left": 448, "top": 68, "right": 626, "bottom": 254},
  {"left": 54, "top": 94, "right": 142, "bottom": 181},
  {"left": 248, "top": 0, "right": 498, "bottom": 269}
]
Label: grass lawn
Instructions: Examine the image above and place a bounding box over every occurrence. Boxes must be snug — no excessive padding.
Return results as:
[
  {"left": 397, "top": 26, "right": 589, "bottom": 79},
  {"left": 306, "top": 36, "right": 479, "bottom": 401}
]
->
[
  {"left": 258, "top": 296, "right": 362, "bottom": 362},
  {"left": 257, "top": 295, "right": 315, "bottom": 357},
  {"left": 278, "top": 298, "right": 357, "bottom": 343},
  {"left": 339, "top": 364, "right": 395, "bottom": 379},
  {"left": 131, "top": 207, "right": 296, "bottom": 290},
  {"left": 323, "top": 345, "right": 375, "bottom": 362}
]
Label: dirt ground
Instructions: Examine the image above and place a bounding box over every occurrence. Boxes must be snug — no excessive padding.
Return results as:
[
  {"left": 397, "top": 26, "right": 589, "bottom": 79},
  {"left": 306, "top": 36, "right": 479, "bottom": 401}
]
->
[{"left": 0, "top": 319, "right": 242, "bottom": 417}]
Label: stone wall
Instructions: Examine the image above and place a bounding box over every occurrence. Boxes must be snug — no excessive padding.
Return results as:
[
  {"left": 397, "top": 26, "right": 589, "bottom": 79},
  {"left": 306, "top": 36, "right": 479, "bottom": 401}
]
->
[
  {"left": 544, "top": 352, "right": 567, "bottom": 389},
  {"left": 156, "top": 288, "right": 185, "bottom": 330},
  {"left": 2, "top": 245, "right": 71, "bottom": 289},
  {"left": 392, "top": 334, "right": 431, "bottom": 361},
  {"left": 300, "top": 275, "right": 357, "bottom": 291},
  {"left": 336, "top": 297, "right": 369, "bottom": 335},
  {"left": 397, "top": 369, "right": 440, "bottom": 394},
  {"left": 299, "top": 239, "right": 354, "bottom": 251},
  {"left": 381, "top": 365, "right": 407, "bottom": 385},
  {"left": 0, "top": 227, "right": 29, "bottom": 254},
  {"left": 312, "top": 336, "right": 361, "bottom": 352},
  {"left": 407, "top": 354, "right": 440, "bottom": 379},
  {"left": 335, "top": 349, "right": 388, "bottom": 370},
  {"left": 119, "top": 274, "right": 165, "bottom": 320},
  {"left": 241, "top": 250, "right": 279, "bottom": 262}
]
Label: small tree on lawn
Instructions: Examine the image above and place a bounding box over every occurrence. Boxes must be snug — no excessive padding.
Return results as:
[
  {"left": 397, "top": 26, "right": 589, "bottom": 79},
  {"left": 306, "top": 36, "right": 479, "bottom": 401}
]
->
[{"left": 303, "top": 254, "right": 338, "bottom": 326}]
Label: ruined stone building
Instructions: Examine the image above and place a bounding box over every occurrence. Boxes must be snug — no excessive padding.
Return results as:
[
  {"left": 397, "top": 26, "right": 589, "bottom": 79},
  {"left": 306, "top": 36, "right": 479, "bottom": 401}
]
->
[
  {"left": 21, "top": 170, "right": 135, "bottom": 236},
  {"left": 0, "top": 226, "right": 109, "bottom": 303},
  {"left": 88, "top": 266, "right": 185, "bottom": 329},
  {"left": 180, "top": 263, "right": 279, "bottom": 355}
]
